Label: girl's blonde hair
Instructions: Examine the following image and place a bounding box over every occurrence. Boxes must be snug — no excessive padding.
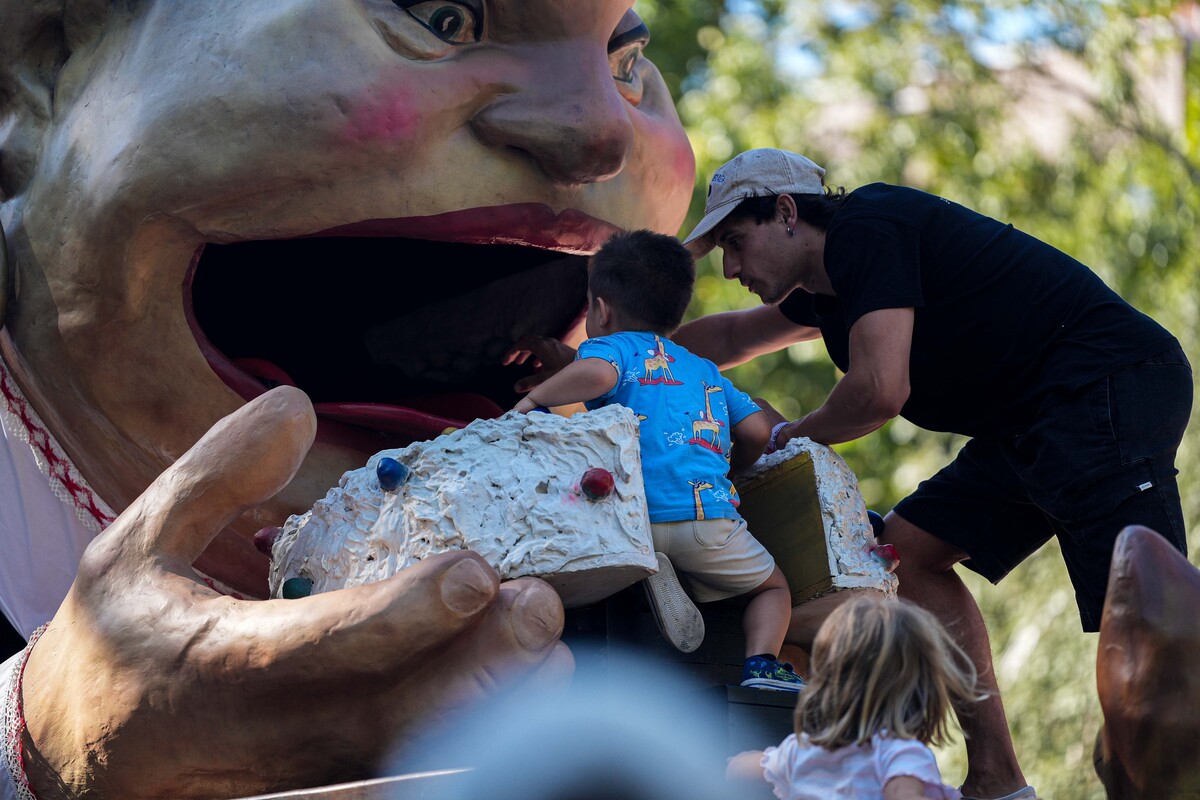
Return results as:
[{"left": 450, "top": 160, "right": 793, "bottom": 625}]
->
[{"left": 795, "top": 594, "right": 984, "bottom": 748}]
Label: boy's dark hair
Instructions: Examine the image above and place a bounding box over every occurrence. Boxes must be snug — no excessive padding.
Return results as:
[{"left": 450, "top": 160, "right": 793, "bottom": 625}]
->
[
  {"left": 723, "top": 186, "right": 848, "bottom": 232},
  {"left": 589, "top": 230, "right": 695, "bottom": 335}
]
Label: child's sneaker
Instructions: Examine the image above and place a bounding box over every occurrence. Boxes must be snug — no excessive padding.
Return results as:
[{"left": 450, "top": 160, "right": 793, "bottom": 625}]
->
[
  {"left": 643, "top": 552, "right": 705, "bottom": 653},
  {"left": 740, "top": 655, "right": 806, "bottom": 692}
]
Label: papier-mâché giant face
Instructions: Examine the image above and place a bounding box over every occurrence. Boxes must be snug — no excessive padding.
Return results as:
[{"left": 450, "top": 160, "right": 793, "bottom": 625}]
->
[{"left": 0, "top": 1, "right": 695, "bottom": 595}]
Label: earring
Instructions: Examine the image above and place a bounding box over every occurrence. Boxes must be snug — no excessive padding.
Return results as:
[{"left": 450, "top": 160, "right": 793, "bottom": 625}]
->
[{"left": 786, "top": 226, "right": 794, "bottom": 237}]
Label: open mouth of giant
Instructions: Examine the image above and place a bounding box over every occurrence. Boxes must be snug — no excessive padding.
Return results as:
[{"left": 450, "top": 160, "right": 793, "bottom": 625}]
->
[{"left": 187, "top": 207, "right": 610, "bottom": 450}]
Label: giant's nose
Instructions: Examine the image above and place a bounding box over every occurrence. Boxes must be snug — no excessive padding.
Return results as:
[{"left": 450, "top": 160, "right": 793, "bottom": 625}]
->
[{"left": 470, "top": 46, "right": 635, "bottom": 186}]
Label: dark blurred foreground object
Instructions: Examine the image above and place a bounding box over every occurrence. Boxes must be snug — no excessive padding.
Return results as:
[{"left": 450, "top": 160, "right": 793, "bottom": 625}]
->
[
  {"left": 1095, "top": 525, "right": 1200, "bottom": 799},
  {"left": 235, "top": 650, "right": 775, "bottom": 800},
  {"left": 386, "top": 650, "right": 753, "bottom": 800}
]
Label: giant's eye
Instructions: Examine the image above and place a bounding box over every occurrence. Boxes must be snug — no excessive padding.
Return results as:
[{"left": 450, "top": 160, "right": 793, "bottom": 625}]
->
[
  {"left": 608, "top": 18, "right": 649, "bottom": 84},
  {"left": 394, "top": 1, "right": 483, "bottom": 44},
  {"left": 610, "top": 45, "right": 641, "bottom": 84}
]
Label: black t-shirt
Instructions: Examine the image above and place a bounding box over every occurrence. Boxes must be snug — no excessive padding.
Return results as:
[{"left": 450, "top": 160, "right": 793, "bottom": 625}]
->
[{"left": 779, "top": 183, "right": 1176, "bottom": 436}]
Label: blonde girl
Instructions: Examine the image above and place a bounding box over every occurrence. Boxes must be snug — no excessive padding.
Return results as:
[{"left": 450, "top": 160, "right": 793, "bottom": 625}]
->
[{"left": 728, "top": 594, "right": 1024, "bottom": 800}]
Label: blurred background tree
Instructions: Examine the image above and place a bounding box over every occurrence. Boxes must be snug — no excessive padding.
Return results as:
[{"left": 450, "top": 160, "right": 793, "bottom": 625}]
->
[{"left": 640, "top": 1, "right": 1200, "bottom": 797}]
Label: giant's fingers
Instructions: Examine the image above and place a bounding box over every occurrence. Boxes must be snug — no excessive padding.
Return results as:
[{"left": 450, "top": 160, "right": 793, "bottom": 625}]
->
[
  {"left": 520, "top": 639, "right": 575, "bottom": 695},
  {"left": 431, "top": 576, "right": 570, "bottom": 696},
  {"left": 200, "top": 551, "right": 507, "bottom": 680},
  {"left": 378, "top": 575, "right": 570, "bottom": 744},
  {"left": 115, "top": 387, "right": 317, "bottom": 564}
]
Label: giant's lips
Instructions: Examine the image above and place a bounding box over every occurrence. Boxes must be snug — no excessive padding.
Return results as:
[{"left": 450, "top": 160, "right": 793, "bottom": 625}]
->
[{"left": 187, "top": 204, "right": 616, "bottom": 450}]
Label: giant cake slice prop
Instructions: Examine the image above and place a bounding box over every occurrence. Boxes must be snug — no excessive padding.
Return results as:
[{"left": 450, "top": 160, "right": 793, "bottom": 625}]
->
[
  {"left": 736, "top": 437, "right": 898, "bottom": 604},
  {"left": 268, "top": 405, "right": 657, "bottom": 608}
]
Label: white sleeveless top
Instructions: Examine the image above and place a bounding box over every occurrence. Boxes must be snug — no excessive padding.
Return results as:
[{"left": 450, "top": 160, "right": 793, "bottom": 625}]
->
[
  {"left": 761, "top": 732, "right": 961, "bottom": 800},
  {"left": 0, "top": 361, "right": 111, "bottom": 639}
]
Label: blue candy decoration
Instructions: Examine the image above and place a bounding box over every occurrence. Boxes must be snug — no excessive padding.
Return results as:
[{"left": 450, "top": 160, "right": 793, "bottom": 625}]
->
[
  {"left": 377, "top": 456, "right": 411, "bottom": 492},
  {"left": 281, "top": 577, "right": 313, "bottom": 599}
]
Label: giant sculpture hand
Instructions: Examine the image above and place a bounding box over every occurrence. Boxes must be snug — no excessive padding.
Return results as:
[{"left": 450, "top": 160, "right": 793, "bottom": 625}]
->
[
  {"left": 16, "top": 387, "right": 570, "bottom": 799},
  {"left": 1095, "top": 525, "right": 1200, "bottom": 799}
]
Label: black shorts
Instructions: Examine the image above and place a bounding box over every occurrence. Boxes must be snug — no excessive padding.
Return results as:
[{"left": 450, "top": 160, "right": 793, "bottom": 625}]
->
[{"left": 894, "top": 345, "right": 1192, "bottom": 632}]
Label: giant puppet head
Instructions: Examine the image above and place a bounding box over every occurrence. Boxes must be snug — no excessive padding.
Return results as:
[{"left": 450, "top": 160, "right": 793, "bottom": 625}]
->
[{"left": 0, "top": 1, "right": 695, "bottom": 595}]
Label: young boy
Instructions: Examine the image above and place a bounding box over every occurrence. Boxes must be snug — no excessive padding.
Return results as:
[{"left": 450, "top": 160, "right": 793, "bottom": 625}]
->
[{"left": 513, "top": 230, "right": 804, "bottom": 691}]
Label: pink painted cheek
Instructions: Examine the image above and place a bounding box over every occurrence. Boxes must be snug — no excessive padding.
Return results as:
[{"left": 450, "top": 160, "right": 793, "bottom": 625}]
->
[
  {"left": 674, "top": 139, "right": 697, "bottom": 184},
  {"left": 340, "top": 85, "right": 424, "bottom": 144},
  {"left": 639, "top": 117, "right": 697, "bottom": 185}
]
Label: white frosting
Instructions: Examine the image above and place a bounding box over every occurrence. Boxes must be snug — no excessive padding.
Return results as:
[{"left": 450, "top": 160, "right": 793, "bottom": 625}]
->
[
  {"left": 740, "top": 437, "right": 898, "bottom": 595},
  {"left": 269, "top": 405, "right": 657, "bottom": 608}
]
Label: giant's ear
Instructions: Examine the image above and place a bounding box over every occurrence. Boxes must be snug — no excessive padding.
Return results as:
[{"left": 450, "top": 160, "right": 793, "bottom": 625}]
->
[{"left": 0, "top": 0, "right": 110, "bottom": 201}]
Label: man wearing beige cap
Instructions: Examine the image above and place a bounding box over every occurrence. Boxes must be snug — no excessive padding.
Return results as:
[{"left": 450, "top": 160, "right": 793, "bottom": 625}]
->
[{"left": 675, "top": 148, "right": 1191, "bottom": 800}]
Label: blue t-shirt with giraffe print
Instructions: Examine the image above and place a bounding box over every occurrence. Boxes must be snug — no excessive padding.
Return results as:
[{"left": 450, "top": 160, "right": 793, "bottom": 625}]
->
[{"left": 577, "top": 331, "right": 761, "bottom": 523}]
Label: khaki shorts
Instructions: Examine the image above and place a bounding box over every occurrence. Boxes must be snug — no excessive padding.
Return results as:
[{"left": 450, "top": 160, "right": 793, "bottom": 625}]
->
[{"left": 649, "top": 517, "right": 776, "bottom": 603}]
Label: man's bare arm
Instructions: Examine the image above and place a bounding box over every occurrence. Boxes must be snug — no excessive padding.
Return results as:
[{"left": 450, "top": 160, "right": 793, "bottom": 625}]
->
[
  {"left": 776, "top": 307, "right": 913, "bottom": 447},
  {"left": 673, "top": 305, "right": 819, "bottom": 369}
]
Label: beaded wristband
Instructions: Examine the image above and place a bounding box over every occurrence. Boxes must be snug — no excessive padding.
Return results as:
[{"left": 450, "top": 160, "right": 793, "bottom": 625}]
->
[{"left": 766, "top": 421, "right": 789, "bottom": 454}]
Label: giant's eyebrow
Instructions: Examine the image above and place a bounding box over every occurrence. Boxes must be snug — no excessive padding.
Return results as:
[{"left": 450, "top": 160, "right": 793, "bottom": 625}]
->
[{"left": 609, "top": 21, "right": 650, "bottom": 53}]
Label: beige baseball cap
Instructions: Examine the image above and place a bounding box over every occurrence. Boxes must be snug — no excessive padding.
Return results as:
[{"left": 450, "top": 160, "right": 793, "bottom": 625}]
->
[{"left": 683, "top": 148, "right": 826, "bottom": 257}]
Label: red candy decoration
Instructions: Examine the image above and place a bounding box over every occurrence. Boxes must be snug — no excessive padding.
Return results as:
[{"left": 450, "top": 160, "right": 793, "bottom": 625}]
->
[
  {"left": 254, "top": 526, "right": 282, "bottom": 558},
  {"left": 867, "top": 542, "right": 900, "bottom": 573},
  {"left": 580, "top": 467, "right": 615, "bottom": 500}
]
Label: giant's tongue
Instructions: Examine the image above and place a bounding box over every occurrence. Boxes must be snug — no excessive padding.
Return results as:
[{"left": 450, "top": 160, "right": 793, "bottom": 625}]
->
[
  {"left": 313, "top": 395, "right": 504, "bottom": 440},
  {"left": 230, "top": 358, "right": 504, "bottom": 444}
]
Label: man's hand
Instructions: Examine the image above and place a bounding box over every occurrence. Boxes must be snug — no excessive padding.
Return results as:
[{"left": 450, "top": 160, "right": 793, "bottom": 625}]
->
[
  {"left": 19, "top": 387, "right": 573, "bottom": 800},
  {"left": 502, "top": 335, "right": 577, "bottom": 393},
  {"left": 751, "top": 397, "right": 800, "bottom": 454}
]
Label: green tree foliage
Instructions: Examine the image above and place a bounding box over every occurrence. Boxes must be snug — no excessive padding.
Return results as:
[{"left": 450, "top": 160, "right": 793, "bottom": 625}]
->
[{"left": 643, "top": 2, "right": 1199, "bottom": 797}]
